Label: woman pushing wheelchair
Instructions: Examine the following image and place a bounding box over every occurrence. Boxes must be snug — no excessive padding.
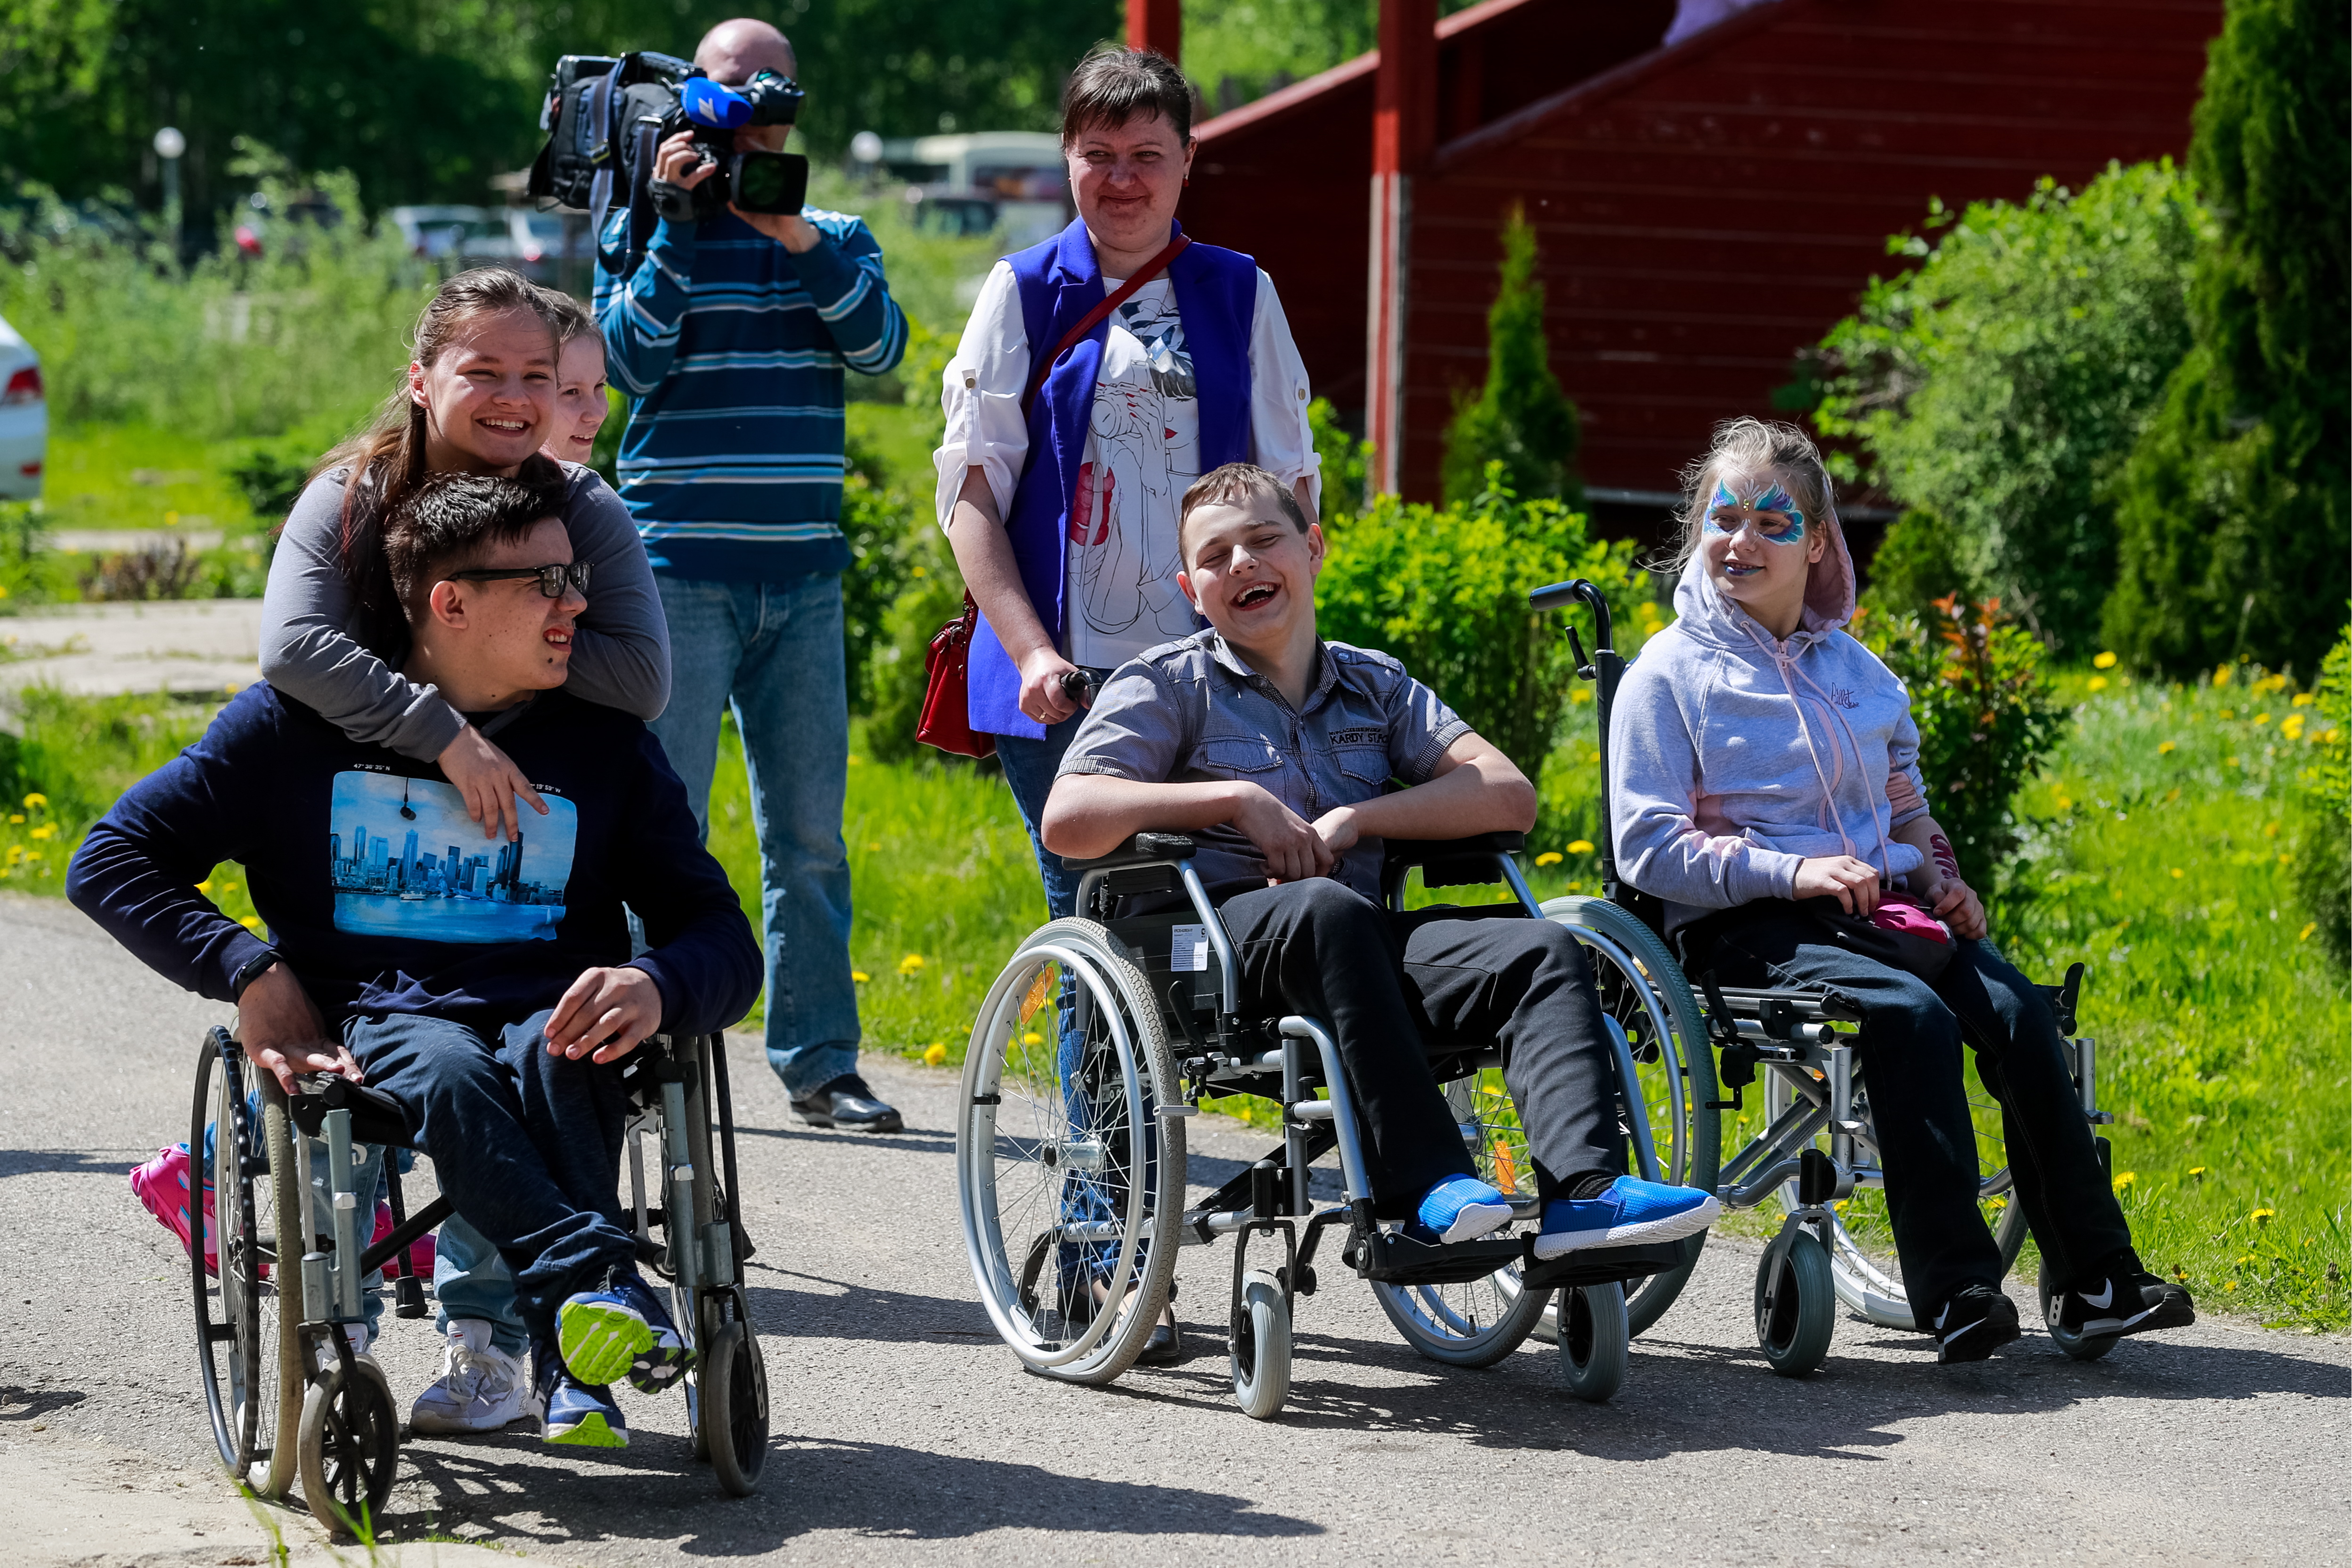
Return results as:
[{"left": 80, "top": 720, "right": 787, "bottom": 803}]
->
[{"left": 1610, "top": 417, "right": 2195, "bottom": 1363}]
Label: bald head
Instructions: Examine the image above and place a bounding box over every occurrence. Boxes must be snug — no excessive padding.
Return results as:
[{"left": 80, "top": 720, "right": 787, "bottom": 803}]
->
[{"left": 695, "top": 18, "right": 797, "bottom": 86}]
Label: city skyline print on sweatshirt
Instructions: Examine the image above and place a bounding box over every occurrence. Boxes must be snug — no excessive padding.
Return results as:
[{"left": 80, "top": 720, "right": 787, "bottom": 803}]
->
[{"left": 327, "top": 771, "right": 577, "bottom": 943}]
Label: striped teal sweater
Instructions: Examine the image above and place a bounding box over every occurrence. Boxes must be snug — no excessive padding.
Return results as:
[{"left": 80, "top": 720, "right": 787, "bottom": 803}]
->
[{"left": 595, "top": 207, "right": 907, "bottom": 579}]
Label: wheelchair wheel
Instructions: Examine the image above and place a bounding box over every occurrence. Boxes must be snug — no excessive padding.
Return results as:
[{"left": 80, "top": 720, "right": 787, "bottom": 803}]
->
[
  {"left": 1554, "top": 1284, "right": 1629, "bottom": 1403},
  {"left": 701, "top": 1317, "right": 770, "bottom": 1494},
  {"left": 1755, "top": 1224, "right": 1835, "bottom": 1377},
  {"left": 1543, "top": 897, "right": 1721, "bottom": 1336},
  {"left": 296, "top": 1356, "right": 400, "bottom": 1535},
  {"left": 191, "top": 1031, "right": 303, "bottom": 1498},
  {"left": 1770, "top": 1056, "right": 2030, "bottom": 1332},
  {"left": 1229, "top": 1271, "right": 1291, "bottom": 1421},
  {"left": 1371, "top": 1074, "right": 1551, "bottom": 1367},
  {"left": 2037, "top": 1260, "right": 2119, "bottom": 1363},
  {"left": 959, "top": 918, "right": 1183, "bottom": 1385}
]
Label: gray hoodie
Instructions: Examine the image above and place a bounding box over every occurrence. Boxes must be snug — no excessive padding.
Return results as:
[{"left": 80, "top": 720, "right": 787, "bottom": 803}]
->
[{"left": 1609, "top": 513, "right": 1931, "bottom": 933}]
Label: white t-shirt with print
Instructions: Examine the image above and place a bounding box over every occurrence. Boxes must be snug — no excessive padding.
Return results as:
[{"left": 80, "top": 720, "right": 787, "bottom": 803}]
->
[{"left": 935, "top": 258, "right": 1320, "bottom": 670}]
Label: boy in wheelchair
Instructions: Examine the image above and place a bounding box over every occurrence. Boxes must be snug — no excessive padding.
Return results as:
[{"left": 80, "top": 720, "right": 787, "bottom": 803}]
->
[
  {"left": 1041, "top": 463, "right": 1718, "bottom": 1269},
  {"left": 1611, "top": 418, "right": 2195, "bottom": 1362},
  {"left": 69, "top": 472, "right": 762, "bottom": 1446}
]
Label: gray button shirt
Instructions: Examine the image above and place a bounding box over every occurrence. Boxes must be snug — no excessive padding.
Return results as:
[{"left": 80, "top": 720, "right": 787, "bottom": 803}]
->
[{"left": 1056, "top": 632, "right": 1470, "bottom": 900}]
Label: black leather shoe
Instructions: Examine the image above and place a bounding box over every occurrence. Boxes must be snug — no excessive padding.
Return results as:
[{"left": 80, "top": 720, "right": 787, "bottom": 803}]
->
[
  {"left": 790, "top": 1073, "right": 903, "bottom": 1132},
  {"left": 1135, "top": 1319, "right": 1184, "bottom": 1366}
]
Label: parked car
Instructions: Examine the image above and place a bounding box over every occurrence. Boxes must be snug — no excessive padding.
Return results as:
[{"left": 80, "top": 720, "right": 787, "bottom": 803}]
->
[
  {"left": 505, "top": 209, "right": 580, "bottom": 283},
  {"left": 388, "top": 205, "right": 509, "bottom": 264},
  {"left": 877, "top": 131, "right": 1072, "bottom": 252},
  {"left": 0, "top": 314, "right": 45, "bottom": 502}
]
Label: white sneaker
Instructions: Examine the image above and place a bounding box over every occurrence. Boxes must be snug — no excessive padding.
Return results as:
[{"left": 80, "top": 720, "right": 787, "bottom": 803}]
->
[
  {"left": 309, "top": 1322, "right": 376, "bottom": 1376},
  {"left": 409, "top": 1318, "right": 531, "bottom": 1434}
]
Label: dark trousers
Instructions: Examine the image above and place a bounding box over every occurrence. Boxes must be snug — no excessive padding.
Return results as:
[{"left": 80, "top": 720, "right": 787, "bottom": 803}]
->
[
  {"left": 1682, "top": 906, "right": 2134, "bottom": 1314},
  {"left": 1219, "top": 879, "right": 1621, "bottom": 1216},
  {"left": 346, "top": 1008, "right": 637, "bottom": 1344}
]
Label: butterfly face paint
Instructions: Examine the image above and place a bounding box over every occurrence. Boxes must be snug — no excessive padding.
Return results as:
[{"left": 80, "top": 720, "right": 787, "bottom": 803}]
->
[{"left": 1703, "top": 477, "right": 1808, "bottom": 545}]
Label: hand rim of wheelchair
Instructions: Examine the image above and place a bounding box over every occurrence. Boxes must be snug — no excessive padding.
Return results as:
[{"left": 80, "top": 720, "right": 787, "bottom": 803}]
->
[{"left": 957, "top": 924, "right": 1184, "bottom": 1380}]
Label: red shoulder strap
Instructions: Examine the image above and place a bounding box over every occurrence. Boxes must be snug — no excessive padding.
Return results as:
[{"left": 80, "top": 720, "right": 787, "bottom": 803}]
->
[{"left": 1020, "top": 233, "right": 1193, "bottom": 414}]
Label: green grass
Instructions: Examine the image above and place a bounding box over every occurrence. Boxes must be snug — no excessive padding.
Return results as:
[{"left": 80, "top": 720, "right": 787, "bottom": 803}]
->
[
  {"left": 5, "top": 663, "right": 2342, "bottom": 1328},
  {"left": 38, "top": 425, "right": 268, "bottom": 536}
]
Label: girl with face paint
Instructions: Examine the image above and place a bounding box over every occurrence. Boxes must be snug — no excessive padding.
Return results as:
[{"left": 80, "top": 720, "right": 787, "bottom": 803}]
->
[{"left": 1608, "top": 417, "right": 2193, "bottom": 1364}]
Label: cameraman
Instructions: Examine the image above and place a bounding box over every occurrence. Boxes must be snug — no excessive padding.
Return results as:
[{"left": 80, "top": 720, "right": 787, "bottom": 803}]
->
[{"left": 595, "top": 16, "right": 909, "bottom": 1131}]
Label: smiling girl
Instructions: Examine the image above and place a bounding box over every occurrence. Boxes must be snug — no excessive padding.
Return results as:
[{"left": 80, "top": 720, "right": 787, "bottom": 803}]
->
[
  {"left": 1609, "top": 417, "right": 2193, "bottom": 1364},
  {"left": 262, "top": 269, "right": 666, "bottom": 842}
]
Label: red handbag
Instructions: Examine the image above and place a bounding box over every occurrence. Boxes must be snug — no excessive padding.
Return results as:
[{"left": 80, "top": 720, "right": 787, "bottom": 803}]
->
[
  {"left": 916, "top": 234, "right": 1192, "bottom": 760},
  {"left": 915, "top": 590, "right": 995, "bottom": 759}
]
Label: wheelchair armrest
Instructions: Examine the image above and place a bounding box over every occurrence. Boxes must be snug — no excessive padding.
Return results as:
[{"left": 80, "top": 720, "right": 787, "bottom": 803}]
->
[
  {"left": 1381, "top": 830, "right": 1525, "bottom": 890},
  {"left": 289, "top": 1073, "right": 417, "bottom": 1148},
  {"left": 1062, "top": 832, "right": 1197, "bottom": 874}
]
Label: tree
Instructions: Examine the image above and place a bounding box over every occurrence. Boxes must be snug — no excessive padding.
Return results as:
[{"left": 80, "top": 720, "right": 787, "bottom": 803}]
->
[
  {"left": 2102, "top": 0, "right": 2351, "bottom": 678},
  {"left": 1440, "top": 204, "right": 1582, "bottom": 508},
  {"left": 1810, "top": 163, "right": 2205, "bottom": 653}
]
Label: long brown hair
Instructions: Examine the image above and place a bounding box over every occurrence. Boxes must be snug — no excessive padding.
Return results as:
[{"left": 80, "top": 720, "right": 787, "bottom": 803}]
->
[{"left": 313, "top": 268, "right": 572, "bottom": 651}]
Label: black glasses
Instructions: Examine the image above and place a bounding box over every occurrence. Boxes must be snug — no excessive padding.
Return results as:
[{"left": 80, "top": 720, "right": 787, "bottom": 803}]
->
[{"left": 447, "top": 561, "right": 591, "bottom": 599}]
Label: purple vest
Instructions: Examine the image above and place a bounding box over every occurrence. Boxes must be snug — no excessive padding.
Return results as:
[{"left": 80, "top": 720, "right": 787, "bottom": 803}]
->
[{"left": 968, "top": 218, "right": 1259, "bottom": 739}]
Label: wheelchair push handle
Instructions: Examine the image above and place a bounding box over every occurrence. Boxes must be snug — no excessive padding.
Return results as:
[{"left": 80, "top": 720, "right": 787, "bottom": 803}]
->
[{"left": 1527, "top": 578, "right": 1615, "bottom": 672}]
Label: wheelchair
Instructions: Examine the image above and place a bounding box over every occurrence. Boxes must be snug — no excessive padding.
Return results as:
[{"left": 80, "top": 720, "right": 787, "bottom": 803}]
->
[
  {"left": 955, "top": 825, "right": 1716, "bottom": 1419},
  {"left": 1527, "top": 577, "right": 2122, "bottom": 1374},
  {"left": 184, "top": 1024, "right": 769, "bottom": 1532}
]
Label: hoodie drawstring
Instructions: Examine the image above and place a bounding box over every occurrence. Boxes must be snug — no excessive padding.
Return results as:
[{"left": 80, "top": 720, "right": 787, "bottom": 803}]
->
[{"left": 1730, "top": 614, "right": 1895, "bottom": 875}]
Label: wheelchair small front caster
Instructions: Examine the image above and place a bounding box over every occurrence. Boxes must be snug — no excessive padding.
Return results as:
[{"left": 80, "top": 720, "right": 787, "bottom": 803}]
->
[
  {"left": 1555, "top": 1284, "right": 1629, "bottom": 1402},
  {"left": 296, "top": 1357, "right": 400, "bottom": 1534},
  {"left": 1755, "top": 1222, "right": 1834, "bottom": 1377},
  {"left": 701, "top": 1320, "right": 771, "bottom": 1495},
  {"left": 1229, "top": 1270, "right": 1291, "bottom": 1420}
]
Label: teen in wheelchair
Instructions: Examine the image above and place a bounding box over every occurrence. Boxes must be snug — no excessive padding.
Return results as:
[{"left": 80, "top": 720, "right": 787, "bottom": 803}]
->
[
  {"left": 67, "top": 473, "right": 769, "bottom": 1523},
  {"left": 954, "top": 463, "right": 1719, "bottom": 1417},
  {"left": 1599, "top": 417, "right": 2196, "bottom": 1368}
]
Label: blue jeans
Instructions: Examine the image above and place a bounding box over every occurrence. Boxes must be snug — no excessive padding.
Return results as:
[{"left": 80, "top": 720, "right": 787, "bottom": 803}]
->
[
  {"left": 434, "top": 1213, "right": 529, "bottom": 1356},
  {"left": 345, "top": 1008, "right": 637, "bottom": 1344},
  {"left": 649, "top": 571, "right": 860, "bottom": 1097},
  {"left": 993, "top": 669, "right": 1115, "bottom": 924}
]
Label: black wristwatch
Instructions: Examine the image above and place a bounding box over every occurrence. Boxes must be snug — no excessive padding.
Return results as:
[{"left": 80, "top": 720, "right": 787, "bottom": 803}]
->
[{"left": 230, "top": 947, "right": 283, "bottom": 1002}]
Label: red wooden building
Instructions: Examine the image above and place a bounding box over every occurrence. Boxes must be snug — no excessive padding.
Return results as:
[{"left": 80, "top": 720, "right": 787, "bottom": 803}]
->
[{"left": 1157, "top": 0, "right": 2224, "bottom": 528}]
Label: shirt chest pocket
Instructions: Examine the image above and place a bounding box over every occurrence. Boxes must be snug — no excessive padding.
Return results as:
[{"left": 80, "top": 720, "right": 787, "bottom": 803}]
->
[
  {"left": 1197, "top": 737, "right": 1284, "bottom": 777},
  {"left": 1332, "top": 743, "right": 1394, "bottom": 787}
]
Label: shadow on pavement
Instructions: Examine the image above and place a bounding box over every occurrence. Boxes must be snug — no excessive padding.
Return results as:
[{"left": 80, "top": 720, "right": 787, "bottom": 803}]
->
[{"left": 391, "top": 1434, "right": 1321, "bottom": 1550}]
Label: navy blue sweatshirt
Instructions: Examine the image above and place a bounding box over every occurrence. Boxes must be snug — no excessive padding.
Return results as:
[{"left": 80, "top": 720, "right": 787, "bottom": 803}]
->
[{"left": 67, "top": 683, "right": 761, "bottom": 1036}]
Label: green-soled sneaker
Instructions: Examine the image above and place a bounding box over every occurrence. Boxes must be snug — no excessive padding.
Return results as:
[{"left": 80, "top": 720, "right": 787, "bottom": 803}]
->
[
  {"left": 556, "top": 1268, "right": 689, "bottom": 1392},
  {"left": 535, "top": 1348, "right": 629, "bottom": 1449}
]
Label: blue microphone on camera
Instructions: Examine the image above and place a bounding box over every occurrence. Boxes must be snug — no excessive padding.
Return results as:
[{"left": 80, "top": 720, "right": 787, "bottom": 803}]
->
[{"left": 681, "top": 76, "right": 754, "bottom": 130}]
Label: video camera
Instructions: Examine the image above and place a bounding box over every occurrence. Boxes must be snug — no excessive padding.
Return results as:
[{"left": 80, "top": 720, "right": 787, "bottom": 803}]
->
[{"left": 529, "top": 50, "right": 809, "bottom": 250}]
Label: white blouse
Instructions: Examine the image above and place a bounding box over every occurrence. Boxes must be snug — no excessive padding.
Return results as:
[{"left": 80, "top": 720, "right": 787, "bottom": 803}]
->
[{"left": 935, "top": 257, "right": 1321, "bottom": 670}]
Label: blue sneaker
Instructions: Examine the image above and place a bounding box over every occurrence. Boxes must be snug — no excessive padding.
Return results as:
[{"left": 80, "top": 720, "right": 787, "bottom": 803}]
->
[
  {"left": 556, "top": 1268, "right": 691, "bottom": 1393},
  {"left": 534, "top": 1348, "right": 628, "bottom": 1449},
  {"left": 1408, "top": 1174, "right": 1516, "bottom": 1245},
  {"left": 1532, "top": 1177, "right": 1721, "bottom": 1260}
]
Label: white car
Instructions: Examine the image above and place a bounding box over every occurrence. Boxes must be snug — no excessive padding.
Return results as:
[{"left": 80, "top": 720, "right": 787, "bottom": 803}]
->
[{"left": 0, "top": 314, "right": 44, "bottom": 502}]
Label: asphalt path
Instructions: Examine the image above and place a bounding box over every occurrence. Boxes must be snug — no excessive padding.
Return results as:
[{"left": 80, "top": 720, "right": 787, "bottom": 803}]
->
[{"left": 2, "top": 891, "right": 2344, "bottom": 1566}]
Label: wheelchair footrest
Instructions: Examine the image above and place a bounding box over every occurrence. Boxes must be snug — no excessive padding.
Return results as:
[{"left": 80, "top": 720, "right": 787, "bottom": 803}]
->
[
  {"left": 1351, "top": 1229, "right": 1526, "bottom": 1286},
  {"left": 1519, "top": 1237, "right": 1686, "bottom": 1291}
]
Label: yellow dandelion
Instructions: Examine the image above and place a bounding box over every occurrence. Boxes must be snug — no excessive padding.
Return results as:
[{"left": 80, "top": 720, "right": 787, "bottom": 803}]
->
[
  {"left": 2327, "top": 730, "right": 2343, "bottom": 744},
  {"left": 2189, "top": 1166, "right": 2207, "bottom": 1178},
  {"left": 2251, "top": 1208, "right": 2276, "bottom": 1225},
  {"left": 2219, "top": 708, "right": 2235, "bottom": 720},
  {"left": 1535, "top": 851, "right": 1563, "bottom": 867},
  {"left": 2254, "top": 712, "right": 2271, "bottom": 725},
  {"left": 29, "top": 823, "right": 54, "bottom": 840},
  {"left": 22, "top": 792, "right": 47, "bottom": 811},
  {"left": 2112, "top": 1170, "right": 2137, "bottom": 1194},
  {"left": 3, "top": 846, "right": 20, "bottom": 866},
  {"left": 1986, "top": 1196, "right": 2008, "bottom": 1211},
  {"left": 847, "top": 755, "right": 864, "bottom": 766},
  {"left": 2265, "top": 820, "right": 2282, "bottom": 837},
  {"left": 922, "top": 1042, "right": 947, "bottom": 1067},
  {"left": 2169, "top": 868, "right": 2185, "bottom": 879},
  {"left": 5, "top": 814, "right": 19, "bottom": 825},
  {"left": 2291, "top": 691, "right": 2315, "bottom": 707},
  {"left": 2158, "top": 740, "right": 2176, "bottom": 755},
  {"left": 897, "top": 953, "right": 926, "bottom": 975},
  {"left": 851, "top": 970, "right": 871, "bottom": 983},
  {"left": 1022, "top": 1031, "right": 1044, "bottom": 1046},
  {"left": 2225, "top": 756, "right": 2241, "bottom": 768},
  {"left": 2278, "top": 852, "right": 2293, "bottom": 866},
  {"left": 2054, "top": 794, "right": 2074, "bottom": 811},
  {"left": 865, "top": 842, "right": 881, "bottom": 852},
  {"left": 2087, "top": 676, "right": 2109, "bottom": 693},
  {"left": 1567, "top": 839, "right": 1594, "bottom": 855},
  {"left": 2299, "top": 923, "right": 2318, "bottom": 942},
  {"left": 24, "top": 850, "right": 40, "bottom": 861},
  {"left": 2093, "top": 650, "right": 2118, "bottom": 669},
  {"left": 2281, "top": 714, "right": 2306, "bottom": 740},
  {"left": 2235, "top": 1254, "right": 2256, "bottom": 1266},
  {"left": 2213, "top": 665, "right": 2233, "bottom": 687},
  {"left": 2224, "top": 1280, "right": 2239, "bottom": 1292}
]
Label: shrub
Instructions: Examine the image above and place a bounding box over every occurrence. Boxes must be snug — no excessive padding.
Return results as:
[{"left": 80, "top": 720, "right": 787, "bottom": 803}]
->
[
  {"left": 1439, "top": 205, "right": 1581, "bottom": 508},
  {"left": 2103, "top": 0, "right": 2351, "bottom": 679},
  {"left": 1858, "top": 595, "right": 2067, "bottom": 880},
  {"left": 1316, "top": 466, "right": 1642, "bottom": 782},
  {"left": 1812, "top": 162, "right": 2208, "bottom": 652},
  {"left": 1858, "top": 508, "right": 1968, "bottom": 628},
  {"left": 0, "top": 173, "right": 427, "bottom": 442},
  {"left": 2285, "top": 626, "right": 2351, "bottom": 961},
  {"left": 862, "top": 527, "right": 966, "bottom": 767},
  {"left": 1308, "top": 398, "right": 1368, "bottom": 523}
]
